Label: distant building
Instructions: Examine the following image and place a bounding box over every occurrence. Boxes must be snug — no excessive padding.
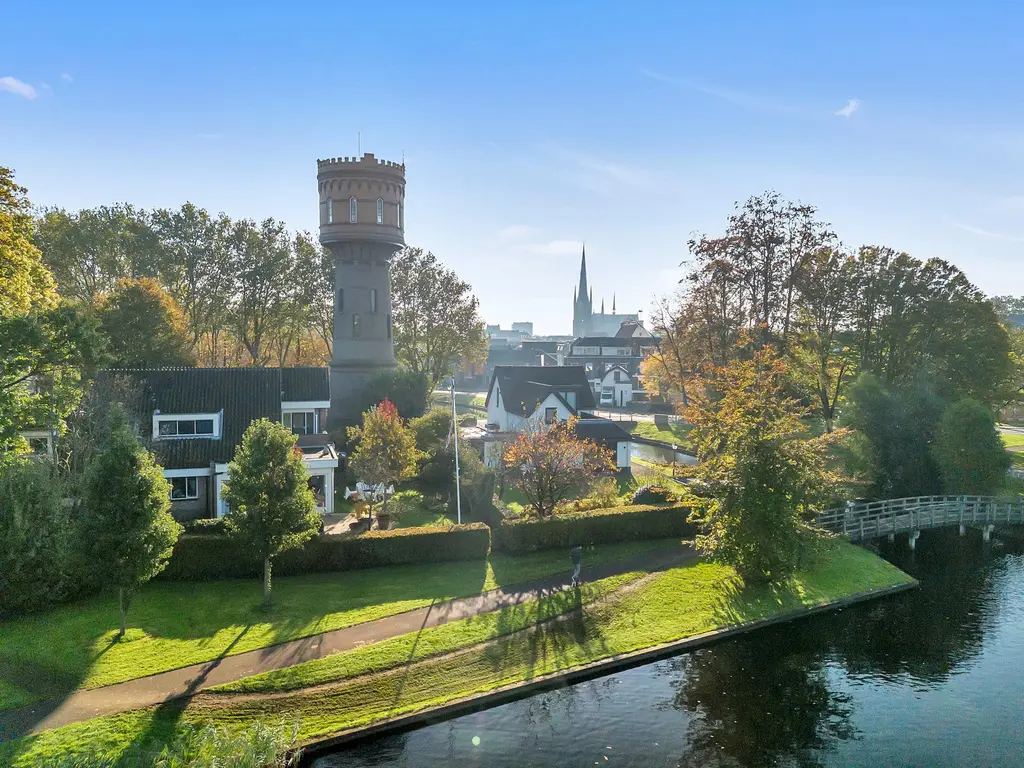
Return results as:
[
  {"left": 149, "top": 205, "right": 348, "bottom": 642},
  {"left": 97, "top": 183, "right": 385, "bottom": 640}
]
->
[
  {"left": 572, "top": 246, "right": 641, "bottom": 337},
  {"left": 563, "top": 325, "right": 661, "bottom": 406}
]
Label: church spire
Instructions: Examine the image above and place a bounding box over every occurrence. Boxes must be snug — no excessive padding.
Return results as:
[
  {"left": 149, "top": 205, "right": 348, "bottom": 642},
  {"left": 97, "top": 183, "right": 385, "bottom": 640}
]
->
[
  {"left": 577, "top": 244, "right": 589, "bottom": 309},
  {"left": 601, "top": 297, "right": 605, "bottom": 314},
  {"left": 612, "top": 293, "right": 616, "bottom": 313}
]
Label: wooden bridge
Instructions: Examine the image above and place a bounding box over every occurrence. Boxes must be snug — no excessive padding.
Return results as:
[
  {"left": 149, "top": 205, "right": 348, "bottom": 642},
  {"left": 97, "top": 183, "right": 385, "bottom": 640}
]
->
[{"left": 815, "top": 495, "right": 1024, "bottom": 547}]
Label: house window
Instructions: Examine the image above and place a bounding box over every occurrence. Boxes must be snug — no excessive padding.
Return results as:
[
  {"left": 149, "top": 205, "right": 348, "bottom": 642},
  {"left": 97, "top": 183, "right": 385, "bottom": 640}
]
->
[
  {"left": 544, "top": 407, "right": 558, "bottom": 424},
  {"left": 559, "top": 391, "right": 577, "bottom": 409},
  {"left": 370, "top": 288, "right": 378, "bottom": 314},
  {"left": 397, "top": 202, "right": 402, "bottom": 228},
  {"left": 327, "top": 197, "right": 333, "bottom": 223},
  {"left": 376, "top": 198, "right": 384, "bottom": 224},
  {"left": 349, "top": 196, "right": 358, "bottom": 223},
  {"left": 27, "top": 435, "right": 50, "bottom": 457},
  {"left": 157, "top": 417, "right": 215, "bottom": 438},
  {"left": 353, "top": 313, "right": 362, "bottom": 338},
  {"left": 170, "top": 476, "right": 199, "bottom": 501},
  {"left": 283, "top": 411, "right": 316, "bottom": 435}
]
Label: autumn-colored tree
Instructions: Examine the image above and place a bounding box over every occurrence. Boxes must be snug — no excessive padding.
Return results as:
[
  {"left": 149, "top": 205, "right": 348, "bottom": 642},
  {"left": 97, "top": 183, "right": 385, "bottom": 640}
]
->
[
  {"left": 503, "top": 417, "right": 616, "bottom": 518},
  {"left": 223, "top": 419, "right": 320, "bottom": 606},
  {"left": 346, "top": 399, "right": 419, "bottom": 519},
  {"left": 98, "top": 278, "right": 195, "bottom": 368},
  {"left": 687, "top": 347, "right": 843, "bottom": 583}
]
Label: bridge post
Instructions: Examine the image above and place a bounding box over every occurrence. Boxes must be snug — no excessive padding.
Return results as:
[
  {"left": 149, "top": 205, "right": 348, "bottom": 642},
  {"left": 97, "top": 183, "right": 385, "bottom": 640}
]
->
[
  {"left": 959, "top": 523, "right": 966, "bottom": 536},
  {"left": 887, "top": 532, "right": 895, "bottom": 543},
  {"left": 982, "top": 524, "right": 995, "bottom": 543},
  {"left": 908, "top": 530, "right": 920, "bottom": 550}
]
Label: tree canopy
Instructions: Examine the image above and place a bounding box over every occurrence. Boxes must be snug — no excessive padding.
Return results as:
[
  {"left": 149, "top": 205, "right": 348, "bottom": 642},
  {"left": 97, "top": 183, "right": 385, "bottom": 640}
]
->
[
  {"left": 932, "top": 399, "right": 1010, "bottom": 496},
  {"left": 98, "top": 278, "right": 195, "bottom": 368},
  {"left": 390, "top": 247, "right": 486, "bottom": 391}
]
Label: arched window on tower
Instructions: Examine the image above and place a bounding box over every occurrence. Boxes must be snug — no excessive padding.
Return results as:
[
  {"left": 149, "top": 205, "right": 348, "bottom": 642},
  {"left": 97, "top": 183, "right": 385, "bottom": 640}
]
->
[
  {"left": 376, "top": 198, "right": 384, "bottom": 224},
  {"left": 352, "top": 313, "right": 362, "bottom": 338},
  {"left": 349, "top": 196, "right": 357, "bottom": 223},
  {"left": 326, "top": 197, "right": 333, "bottom": 224},
  {"left": 397, "top": 202, "right": 402, "bottom": 229}
]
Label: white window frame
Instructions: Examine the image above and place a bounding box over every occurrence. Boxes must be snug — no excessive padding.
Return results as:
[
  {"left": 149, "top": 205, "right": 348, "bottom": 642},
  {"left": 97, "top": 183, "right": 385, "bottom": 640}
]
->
[
  {"left": 282, "top": 409, "right": 318, "bottom": 435},
  {"left": 376, "top": 197, "right": 384, "bottom": 224},
  {"left": 349, "top": 196, "right": 358, "bottom": 223},
  {"left": 20, "top": 430, "right": 53, "bottom": 458},
  {"left": 397, "top": 201, "right": 402, "bottom": 228},
  {"left": 170, "top": 475, "right": 199, "bottom": 501},
  {"left": 153, "top": 413, "right": 221, "bottom": 440},
  {"left": 327, "top": 197, "right": 333, "bottom": 223}
]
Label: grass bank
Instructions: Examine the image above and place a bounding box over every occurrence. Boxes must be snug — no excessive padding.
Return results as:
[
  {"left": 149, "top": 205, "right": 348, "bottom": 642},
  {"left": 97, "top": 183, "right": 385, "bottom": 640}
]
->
[
  {"left": 630, "top": 420, "right": 693, "bottom": 446},
  {"left": 0, "top": 539, "right": 674, "bottom": 712},
  {"left": 1, "top": 542, "right": 913, "bottom": 767}
]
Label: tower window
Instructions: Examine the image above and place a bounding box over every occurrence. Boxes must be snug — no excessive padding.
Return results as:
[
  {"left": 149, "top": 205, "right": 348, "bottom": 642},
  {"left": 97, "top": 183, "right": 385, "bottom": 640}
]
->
[
  {"left": 376, "top": 198, "right": 384, "bottom": 224},
  {"left": 327, "top": 197, "right": 333, "bottom": 224},
  {"left": 397, "top": 202, "right": 402, "bottom": 229},
  {"left": 370, "top": 288, "right": 378, "bottom": 314},
  {"left": 352, "top": 313, "right": 362, "bottom": 338},
  {"left": 349, "top": 196, "right": 357, "bottom": 223}
]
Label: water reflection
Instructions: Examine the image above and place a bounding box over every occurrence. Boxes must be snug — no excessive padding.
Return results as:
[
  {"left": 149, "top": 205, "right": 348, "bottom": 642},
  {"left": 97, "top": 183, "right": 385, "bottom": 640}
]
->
[{"left": 316, "top": 530, "right": 1024, "bottom": 768}]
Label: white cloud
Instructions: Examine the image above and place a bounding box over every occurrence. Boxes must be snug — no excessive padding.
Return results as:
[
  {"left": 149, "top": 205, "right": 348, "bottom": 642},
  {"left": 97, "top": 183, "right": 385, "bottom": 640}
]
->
[
  {"left": 955, "top": 222, "right": 1024, "bottom": 243},
  {"left": 498, "top": 225, "right": 541, "bottom": 241},
  {"left": 835, "top": 99, "right": 861, "bottom": 118},
  {"left": 60, "top": 72, "right": 73, "bottom": 83},
  {"left": 524, "top": 239, "right": 584, "bottom": 255},
  {"left": 0, "top": 76, "right": 38, "bottom": 100}
]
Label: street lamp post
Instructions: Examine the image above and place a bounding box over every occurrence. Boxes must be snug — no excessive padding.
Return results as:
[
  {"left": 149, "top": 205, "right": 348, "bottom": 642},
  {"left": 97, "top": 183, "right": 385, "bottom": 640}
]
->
[
  {"left": 671, "top": 443, "right": 678, "bottom": 479},
  {"left": 450, "top": 368, "right": 462, "bottom": 525}
]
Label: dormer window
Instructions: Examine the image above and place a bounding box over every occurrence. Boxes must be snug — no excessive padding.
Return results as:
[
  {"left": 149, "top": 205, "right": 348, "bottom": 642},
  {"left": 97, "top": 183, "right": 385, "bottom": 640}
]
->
[
  {"left": 154, "top": 414, "right": 219, "bottom": 440},
  {"left": 283, "top": 410, "right": 316, "bottom": 435},
  {"left": 376, "top": 198, "right": 384, "bottom": 224},
  {"left": 349, "top": 196, "right": 358, "bottom": 223},
  {"left": 327, "top": 197, "right": 333, "bottom": 224}
]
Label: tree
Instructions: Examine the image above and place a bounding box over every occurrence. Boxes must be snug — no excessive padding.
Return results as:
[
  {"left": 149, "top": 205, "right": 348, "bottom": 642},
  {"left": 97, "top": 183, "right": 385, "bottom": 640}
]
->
[
  {"left": 346, "top": 399, "right": 419, "bottom": 519},
  {"left": 1, "top": 168, "right": 105, "bottom": 455},
  {"left": 150, "top": 203, "right": 230, "bottom": 351},
  {"left": 97, "top": 278, "right": 195, "bottom": 368},
  {"left": 503, "top": 417, "right": 616, "bottom": 518},
  {"left": 0, "top": 459, "right": 78, "bottom": 616},
  {"left": 686, "top": 347, "right": 842, "bottom": 583},
  {"left": 932, "top": 399, "right": 1010, "bottom": 496},
  {"left": 223, "top": 419, "right": 320, "bottom": 606},
  {"left": 844, "top": 374, "right": 945, "bottom": 499},
  {"left": 79, "top": 415, "right": 181, "bottom": 637},
  {"left": 34, "top": 203, "right": 159, "bottom": 305},
  {"left": 353, "top": 368, "right": 431, "bottom": 421},
  {"left": 390, "top": 247, "right": 487, "bottom": 392}
]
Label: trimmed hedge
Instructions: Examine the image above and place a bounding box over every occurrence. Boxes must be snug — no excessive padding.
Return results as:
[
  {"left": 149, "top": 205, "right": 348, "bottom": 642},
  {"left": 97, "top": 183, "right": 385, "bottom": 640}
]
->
[
  {"left": 181, "top": 517, "right": 229, "bottom": 535},
  {"left": 158, "top": 523, "right": 491, "bottom": 582},
  {"left": 496, "top": 503, "right": 698, "bottom": 555}
]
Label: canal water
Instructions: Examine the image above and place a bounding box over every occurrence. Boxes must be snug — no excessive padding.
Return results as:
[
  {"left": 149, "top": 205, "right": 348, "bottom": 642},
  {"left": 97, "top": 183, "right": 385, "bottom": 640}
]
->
[{"left": 315, "top": 531, "right": 1024, "bottom": 768}]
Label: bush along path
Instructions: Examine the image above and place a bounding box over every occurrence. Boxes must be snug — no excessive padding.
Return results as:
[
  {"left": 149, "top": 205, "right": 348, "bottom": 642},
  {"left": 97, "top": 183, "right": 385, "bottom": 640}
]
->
[
  {"left": 0, "top": 545, "right": 693, "bottom": 741},
  {"left": 0, "top": 542, "right": 915, "bottom": 767}
]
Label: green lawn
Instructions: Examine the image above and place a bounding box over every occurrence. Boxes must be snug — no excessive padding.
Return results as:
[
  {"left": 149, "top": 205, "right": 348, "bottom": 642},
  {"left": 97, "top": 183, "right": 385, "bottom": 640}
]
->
[
  {"left": 0, "top": 539, "right": 679, "bottom": 712},
  {"left": 1001, "top": 432, "right": 1024, "bottom": 449},
  {"left": 630, "top": 420, "right": 693, "bottom": 447},
  {"left": 1, "top": 542, "right": 912, "bottom": 767}
]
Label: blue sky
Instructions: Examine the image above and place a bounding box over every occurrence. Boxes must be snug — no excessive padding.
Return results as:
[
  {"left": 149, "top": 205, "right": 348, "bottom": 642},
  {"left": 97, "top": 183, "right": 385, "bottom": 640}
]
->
[{"left": 3, "top": 1, "right": 1023, "bottom": 334}]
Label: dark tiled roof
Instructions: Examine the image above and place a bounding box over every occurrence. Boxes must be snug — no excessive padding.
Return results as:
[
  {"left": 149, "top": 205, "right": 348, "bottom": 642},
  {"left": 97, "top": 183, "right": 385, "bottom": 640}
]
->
[
  {"left": 281, "top": 368, "right": 330, "bottom": 401},
  {"left": 574, "top": 418, "right": 631, "bottom": 442},
  {"left": 97, "top": 367, "right": 329, "bottom": 470},
  {"left": 485, "top": 365, "right": 596, "bottom": 416}
]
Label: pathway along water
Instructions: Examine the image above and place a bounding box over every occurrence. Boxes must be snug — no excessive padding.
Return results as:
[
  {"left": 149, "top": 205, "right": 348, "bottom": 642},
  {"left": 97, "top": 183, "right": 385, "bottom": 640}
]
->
[{"left": 314, "top": 530, "right": 1024, "bottom": 767}]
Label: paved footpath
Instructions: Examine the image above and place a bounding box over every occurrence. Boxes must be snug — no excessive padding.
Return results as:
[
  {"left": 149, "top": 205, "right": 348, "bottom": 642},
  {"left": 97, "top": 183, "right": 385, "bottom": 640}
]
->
[{"left": 0, "top": 545, "right": 694, "bottom": 741}]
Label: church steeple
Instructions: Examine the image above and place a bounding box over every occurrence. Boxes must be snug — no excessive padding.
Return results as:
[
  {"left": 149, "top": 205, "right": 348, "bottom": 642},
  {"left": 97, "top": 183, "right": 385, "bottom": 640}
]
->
[
  {"left": 612, "top": 293, "right": 616, "bottom": 313},
  {"left": 577, "top": 245, "right": 589, "bottom": 307},
  {"left": 601, "top": 297, "right": 605, "bottom": 314}
]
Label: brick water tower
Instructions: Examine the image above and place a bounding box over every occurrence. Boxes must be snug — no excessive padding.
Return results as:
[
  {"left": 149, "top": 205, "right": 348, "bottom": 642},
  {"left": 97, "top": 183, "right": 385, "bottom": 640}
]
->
[{"left": 316, "top": 152, "right": 406, "bottom": 426}]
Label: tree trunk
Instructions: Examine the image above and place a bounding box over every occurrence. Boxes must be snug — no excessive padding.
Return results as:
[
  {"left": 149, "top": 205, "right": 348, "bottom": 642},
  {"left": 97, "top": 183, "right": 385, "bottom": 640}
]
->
[
  {"left": 118, "top": 587, "right": 127, "bottom": 639},
  {"left": 262, "top": 556, "right": 272, "bottom": 607}
]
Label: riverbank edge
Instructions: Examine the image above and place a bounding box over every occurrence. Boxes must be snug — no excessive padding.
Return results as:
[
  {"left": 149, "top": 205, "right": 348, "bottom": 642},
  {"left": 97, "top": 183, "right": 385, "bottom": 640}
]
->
[{"left": 298, "top": 576, "right": 918, "bottom": 764}]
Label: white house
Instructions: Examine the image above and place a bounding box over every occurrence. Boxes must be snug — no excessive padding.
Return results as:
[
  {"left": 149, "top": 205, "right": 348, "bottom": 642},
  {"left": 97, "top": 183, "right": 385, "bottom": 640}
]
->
[
  {"left": 597, "top": 365, "right": 634, "bottom": 408},
  {"left": 99, "top": 367, "right": 339, "bottom": 521},
  {"left": 481, "top": 365, "right": 630, "bottom": 469}
]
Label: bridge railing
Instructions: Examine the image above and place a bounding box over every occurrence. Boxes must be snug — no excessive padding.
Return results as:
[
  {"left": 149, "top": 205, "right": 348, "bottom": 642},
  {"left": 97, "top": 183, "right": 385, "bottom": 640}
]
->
[{"left": 814, "top": 495, "right": 1024, "bottom": 541}]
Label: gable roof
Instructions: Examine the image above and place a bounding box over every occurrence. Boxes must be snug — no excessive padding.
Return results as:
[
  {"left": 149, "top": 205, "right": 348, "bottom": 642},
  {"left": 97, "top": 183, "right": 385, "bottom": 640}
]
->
[
  {"left": 485, "top": 365, "right": 596, "bottom": 416},
  {"left": 97, "top": 367, "right": 329, "bottom": 469}
]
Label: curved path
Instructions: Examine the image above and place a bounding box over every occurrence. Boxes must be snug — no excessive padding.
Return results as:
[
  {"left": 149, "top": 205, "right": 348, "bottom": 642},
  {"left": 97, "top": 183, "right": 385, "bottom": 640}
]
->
[{"left": 0, "top": 545, "right": 694, "bottom": 741}]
